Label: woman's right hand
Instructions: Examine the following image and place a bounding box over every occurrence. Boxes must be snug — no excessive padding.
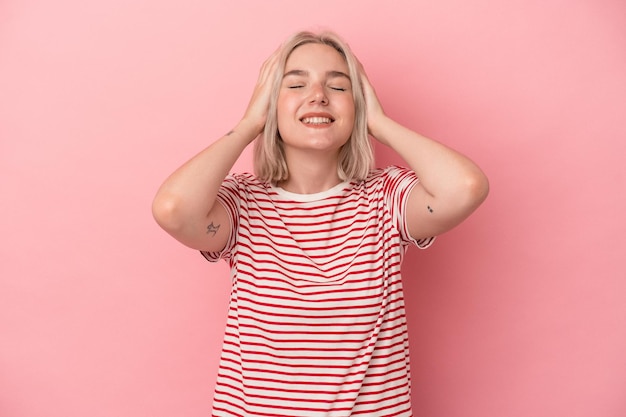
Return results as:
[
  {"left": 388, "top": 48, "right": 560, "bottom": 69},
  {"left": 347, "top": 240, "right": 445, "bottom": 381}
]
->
[{"left": 240, "top": 48, "right": 282, "bottom": 139}]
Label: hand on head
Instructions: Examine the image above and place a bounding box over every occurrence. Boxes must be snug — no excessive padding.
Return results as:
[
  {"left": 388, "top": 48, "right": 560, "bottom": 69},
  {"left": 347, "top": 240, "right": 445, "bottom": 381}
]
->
[
  {"left": 241, "top": 47, "right": 282, "bottom": 139},
  {"left": 357, "top": 61, "right": 388, "bottom": 142}
]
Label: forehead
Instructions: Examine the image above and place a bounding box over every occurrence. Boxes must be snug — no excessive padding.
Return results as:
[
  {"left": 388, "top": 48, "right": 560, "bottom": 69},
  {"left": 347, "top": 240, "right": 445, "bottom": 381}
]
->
[{"left": 284, "top": 43, "right": 349, "bottom": 73}]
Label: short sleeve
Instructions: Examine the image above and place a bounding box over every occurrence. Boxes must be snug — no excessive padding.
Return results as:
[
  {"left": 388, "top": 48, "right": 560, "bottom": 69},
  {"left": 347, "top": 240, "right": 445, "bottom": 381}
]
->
[
  {"left": 381, "top": 166, "right": 435, "bottom": 249},
  {"left": 200, "top": 175, "right": 241, "bottom": 263}
]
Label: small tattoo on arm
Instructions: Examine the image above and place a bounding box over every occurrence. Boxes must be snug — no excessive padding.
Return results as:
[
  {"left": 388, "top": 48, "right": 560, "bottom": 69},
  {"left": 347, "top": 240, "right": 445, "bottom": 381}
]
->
[
  {"left": 206, "top": 222, "right": 221, "bottom": 237},
  {"left": 427, "top": 205, "right": 434, "bottom": 213},
  {"left": 225, "top": 130, "right": 234, "bottom": 136}
]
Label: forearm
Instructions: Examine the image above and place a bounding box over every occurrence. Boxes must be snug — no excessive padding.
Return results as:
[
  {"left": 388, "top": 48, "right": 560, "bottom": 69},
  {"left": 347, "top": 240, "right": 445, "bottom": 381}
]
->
[
  {"left": 372, "top": 116, "right": 489, "bottom": 207},
  {"left": 152, "top": 120, "right": 258, "bottom": 231}
]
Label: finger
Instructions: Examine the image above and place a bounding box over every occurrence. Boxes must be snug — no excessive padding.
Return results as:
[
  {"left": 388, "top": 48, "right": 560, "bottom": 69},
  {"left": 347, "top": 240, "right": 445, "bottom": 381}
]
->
[
  {"left": 355, "top": 56, "right": 368, "bottom": 77},
  {"left": 259, "top": 46, "right": 283, "bottom": 80},
  {"left": 355, "top": 59, "right": 374, "bottom": 93}
]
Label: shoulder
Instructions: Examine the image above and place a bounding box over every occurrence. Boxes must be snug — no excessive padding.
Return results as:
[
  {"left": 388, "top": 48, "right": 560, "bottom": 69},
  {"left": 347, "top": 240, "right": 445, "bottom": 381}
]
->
[
  {"left": 223, "top": 172, "right": 271, "bottom": 192},
  {"left": 365, "top": 165, "right": 416, "bottom": 185}
]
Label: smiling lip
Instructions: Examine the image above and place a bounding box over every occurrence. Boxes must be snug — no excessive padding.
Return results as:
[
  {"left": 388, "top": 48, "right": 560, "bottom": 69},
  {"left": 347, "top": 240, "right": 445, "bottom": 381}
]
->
[{"left": 300, "top": 112, "right": 335, "bottom": 126}]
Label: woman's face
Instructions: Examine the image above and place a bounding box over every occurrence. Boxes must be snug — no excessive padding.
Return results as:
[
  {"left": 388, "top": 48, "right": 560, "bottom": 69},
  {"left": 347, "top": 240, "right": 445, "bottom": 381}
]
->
[{"left": 276, "top": 43, "right": 355, "bottom": 156}]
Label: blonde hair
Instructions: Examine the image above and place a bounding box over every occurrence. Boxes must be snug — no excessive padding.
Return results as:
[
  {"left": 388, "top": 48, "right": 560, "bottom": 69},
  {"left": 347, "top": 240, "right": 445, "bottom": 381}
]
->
[{"left": 253, "top": 30, "right": 373, "bottom": 183}]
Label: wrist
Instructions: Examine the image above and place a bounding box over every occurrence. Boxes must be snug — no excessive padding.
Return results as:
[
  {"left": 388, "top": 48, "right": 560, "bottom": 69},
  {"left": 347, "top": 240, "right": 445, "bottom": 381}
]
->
[
  {"left": 233, "top": 119, "right": 264, "bottom": 143},
  {"left": 368, "top": 114, "right": 393, "bottom": 144}
]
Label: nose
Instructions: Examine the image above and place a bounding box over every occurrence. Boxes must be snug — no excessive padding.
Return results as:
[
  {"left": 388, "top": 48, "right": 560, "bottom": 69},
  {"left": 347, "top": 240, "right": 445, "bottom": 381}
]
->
[{"left": 308, "top": 84, "right": 328, "bottom": 104}]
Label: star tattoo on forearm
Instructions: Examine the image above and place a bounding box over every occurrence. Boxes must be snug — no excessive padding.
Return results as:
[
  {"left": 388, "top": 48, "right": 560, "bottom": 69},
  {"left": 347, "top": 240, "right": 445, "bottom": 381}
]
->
[{"left": 206, "top": 222, "right": 220, "bottom": 237}]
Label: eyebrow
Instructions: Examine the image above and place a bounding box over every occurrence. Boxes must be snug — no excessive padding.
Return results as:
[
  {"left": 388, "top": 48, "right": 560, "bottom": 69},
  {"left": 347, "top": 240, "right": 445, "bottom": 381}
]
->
[{"left": 283, "top": 69, "right": 350, "bottom": 80}]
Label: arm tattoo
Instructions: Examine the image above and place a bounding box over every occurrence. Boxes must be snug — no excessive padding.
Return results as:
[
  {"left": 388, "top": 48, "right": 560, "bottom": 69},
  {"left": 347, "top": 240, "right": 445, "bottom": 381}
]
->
[
  {"left": 225, "top": 130, "right": 234, "bottom": 136},
  {"left": 206, "top": 222, "right": 221, "bottom": 237}
]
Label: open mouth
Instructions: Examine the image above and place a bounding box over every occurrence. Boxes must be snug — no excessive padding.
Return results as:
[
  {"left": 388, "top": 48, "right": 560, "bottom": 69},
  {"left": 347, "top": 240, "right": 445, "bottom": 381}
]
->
[{"left": 300, "top": 116, "right": 334, "bottom": 125}]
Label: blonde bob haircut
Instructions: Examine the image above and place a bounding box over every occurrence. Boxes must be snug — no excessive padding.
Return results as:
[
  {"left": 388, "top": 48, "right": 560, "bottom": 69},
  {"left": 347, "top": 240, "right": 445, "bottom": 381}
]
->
[{"left": 253, "top": 30, "right": 373, "bottom": 184}]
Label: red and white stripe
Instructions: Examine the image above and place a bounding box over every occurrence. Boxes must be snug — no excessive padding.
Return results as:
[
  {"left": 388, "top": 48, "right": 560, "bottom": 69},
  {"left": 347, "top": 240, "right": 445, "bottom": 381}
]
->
[{"left": 203, "top": 166, "right": 433, "bottom": 416}]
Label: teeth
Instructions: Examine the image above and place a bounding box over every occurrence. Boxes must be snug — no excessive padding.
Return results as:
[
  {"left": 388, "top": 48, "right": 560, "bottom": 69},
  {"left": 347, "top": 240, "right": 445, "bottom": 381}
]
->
[{"left": 302, "top": 117, "right": 332, "bottom": 124}]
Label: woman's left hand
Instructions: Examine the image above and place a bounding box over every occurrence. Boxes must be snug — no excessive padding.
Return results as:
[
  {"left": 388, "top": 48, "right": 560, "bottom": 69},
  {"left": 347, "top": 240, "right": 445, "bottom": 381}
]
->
[{"left": 359, "top": 63, "right": 389, "bottom": 143}]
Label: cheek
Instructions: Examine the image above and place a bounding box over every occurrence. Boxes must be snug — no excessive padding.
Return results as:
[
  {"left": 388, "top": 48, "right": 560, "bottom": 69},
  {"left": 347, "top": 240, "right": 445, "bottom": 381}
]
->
[
  {"left": 275, "top": 100, "right": 294, "bottom": 138},
  {"left": 341, "top": 98, "right": 356, "bottom": 128},
  {"left": 341, "top": 94, "right": 355, "bottom": 113},
  {"left": 275, "top": 96, "right": 288, "bottom": 131},
  {"left": 276, "top": 94, "right": 296, "bottom": 119}
]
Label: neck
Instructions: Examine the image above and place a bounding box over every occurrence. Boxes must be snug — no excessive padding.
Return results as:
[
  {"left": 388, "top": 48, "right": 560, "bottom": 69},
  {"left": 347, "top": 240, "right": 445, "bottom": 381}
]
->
[{"left": 279, "top": 150, "right": 342, "bottom": 194}]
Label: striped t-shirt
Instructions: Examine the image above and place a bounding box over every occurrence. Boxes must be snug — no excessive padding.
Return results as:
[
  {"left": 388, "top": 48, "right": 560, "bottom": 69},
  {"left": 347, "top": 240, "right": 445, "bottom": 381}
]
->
[{"left": 202, "top": 165, "right": 434, "bottom": 417}]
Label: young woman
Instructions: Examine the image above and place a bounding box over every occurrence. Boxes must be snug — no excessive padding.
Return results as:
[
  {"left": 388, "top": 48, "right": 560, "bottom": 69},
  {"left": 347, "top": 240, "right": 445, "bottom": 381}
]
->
[{"left": 153, "top": 30, "right": 489, "bottom": 417}]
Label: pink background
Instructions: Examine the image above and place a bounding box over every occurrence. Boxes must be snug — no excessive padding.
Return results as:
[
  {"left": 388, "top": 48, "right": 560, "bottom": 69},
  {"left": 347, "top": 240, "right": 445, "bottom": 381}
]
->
[{"left": 1, "top": 1, "right": 625, "bottom": 416}]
